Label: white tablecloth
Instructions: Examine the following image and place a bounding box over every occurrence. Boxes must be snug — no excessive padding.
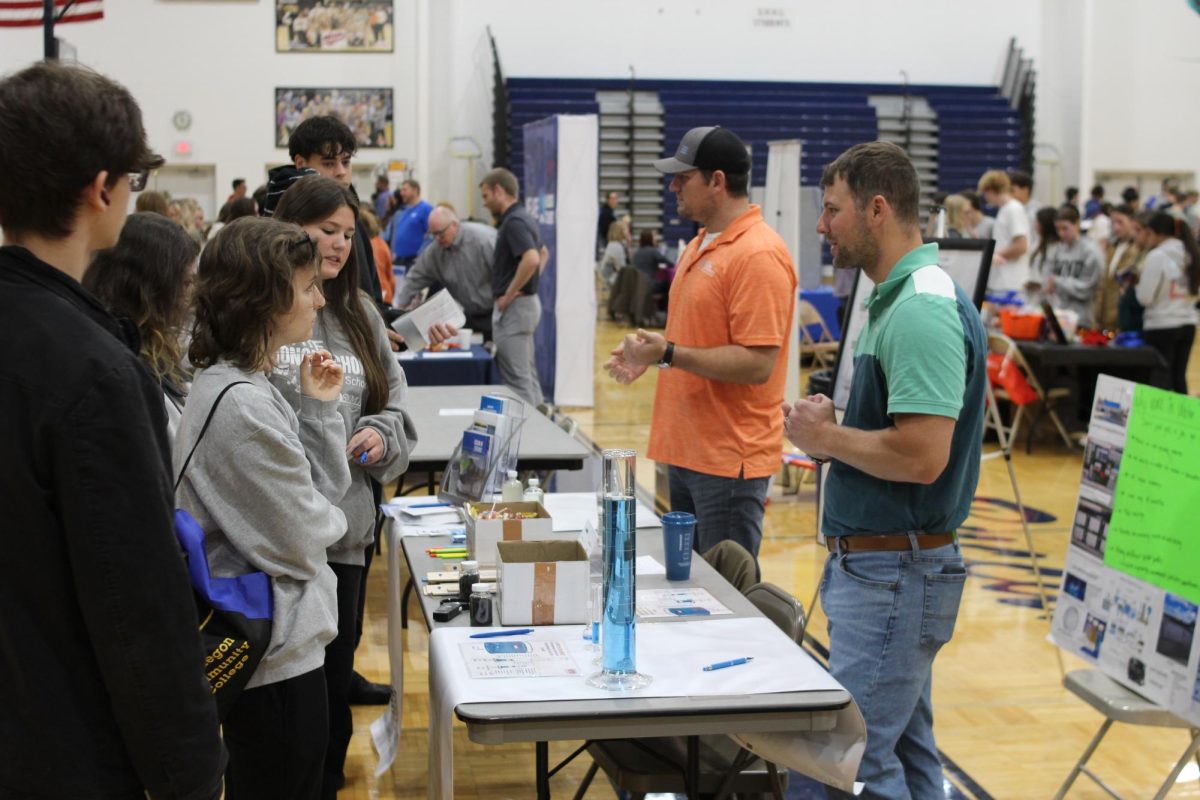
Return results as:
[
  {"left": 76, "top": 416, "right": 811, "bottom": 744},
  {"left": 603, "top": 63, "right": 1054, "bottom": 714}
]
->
[{"left": 428, "top": 617, "right": 865, "bottom": 797}]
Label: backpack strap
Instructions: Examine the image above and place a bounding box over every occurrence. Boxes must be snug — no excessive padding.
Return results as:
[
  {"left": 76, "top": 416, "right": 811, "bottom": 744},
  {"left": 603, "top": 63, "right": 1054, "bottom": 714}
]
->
[{"left": 173, "top": 381, "right": 252, "bottom": 491}]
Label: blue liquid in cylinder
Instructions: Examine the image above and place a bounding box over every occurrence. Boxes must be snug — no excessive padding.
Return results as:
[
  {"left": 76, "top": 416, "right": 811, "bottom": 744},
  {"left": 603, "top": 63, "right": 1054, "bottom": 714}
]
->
[{"left": 601, "top": 495, "right": 637, "bottom": 673}]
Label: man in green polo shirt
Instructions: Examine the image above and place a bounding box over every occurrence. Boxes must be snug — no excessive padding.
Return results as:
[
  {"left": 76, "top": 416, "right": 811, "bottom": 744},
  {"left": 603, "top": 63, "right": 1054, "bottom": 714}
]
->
[{"left": 783, "top": 141, "right": 986, "bottom": 799}]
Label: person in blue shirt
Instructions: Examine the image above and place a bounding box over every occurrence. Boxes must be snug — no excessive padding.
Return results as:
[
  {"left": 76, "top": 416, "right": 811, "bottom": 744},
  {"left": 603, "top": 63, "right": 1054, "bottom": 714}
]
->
[
  {"left": 783, "top": 140, "right": 986, "bottom": 800},
  {"left": 385, "top": 179, "right": 433, "bottom": 267}
]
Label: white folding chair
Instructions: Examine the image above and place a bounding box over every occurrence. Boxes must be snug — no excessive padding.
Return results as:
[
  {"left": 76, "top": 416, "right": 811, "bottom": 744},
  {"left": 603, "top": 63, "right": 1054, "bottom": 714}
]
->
[{"left": 1054, "top": 669, "right": 1200, "bottom": 799}]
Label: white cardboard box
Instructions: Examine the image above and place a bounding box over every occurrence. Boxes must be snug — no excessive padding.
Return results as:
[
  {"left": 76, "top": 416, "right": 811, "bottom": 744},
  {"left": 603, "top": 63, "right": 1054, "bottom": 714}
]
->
[
  {"left": 496, "top": 540, "right": 589, "bottom": 626},
  {"left": 466, "top": 501, "right": 557, "bottom": 566}
]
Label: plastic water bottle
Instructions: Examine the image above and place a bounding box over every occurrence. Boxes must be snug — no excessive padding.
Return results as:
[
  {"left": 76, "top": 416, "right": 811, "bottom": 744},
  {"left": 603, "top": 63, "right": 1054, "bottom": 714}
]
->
[
  {"left": 501, "top": 470, "right": 522, "bottom": 502},
  {"left": 523, "top": 477, "right": 544, "bottom": 505}
]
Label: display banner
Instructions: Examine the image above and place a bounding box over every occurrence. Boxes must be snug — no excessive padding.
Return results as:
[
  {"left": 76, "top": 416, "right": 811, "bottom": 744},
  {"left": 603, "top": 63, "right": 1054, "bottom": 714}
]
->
[
  {"left": 522, "top": 115, "right": 597, "bottom": 406},
  {"left": 522, "top": 117, "right": 559, "bottom": 403},
  {"left": 1051, "top": 376, "right": 1200, "bottom": 725}
]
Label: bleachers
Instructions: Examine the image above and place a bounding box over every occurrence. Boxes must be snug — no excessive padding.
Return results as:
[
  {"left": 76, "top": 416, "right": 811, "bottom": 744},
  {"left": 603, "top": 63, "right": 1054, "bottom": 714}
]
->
[{"left": 504, "top": 77, "right": 1027, "bottom": 248}]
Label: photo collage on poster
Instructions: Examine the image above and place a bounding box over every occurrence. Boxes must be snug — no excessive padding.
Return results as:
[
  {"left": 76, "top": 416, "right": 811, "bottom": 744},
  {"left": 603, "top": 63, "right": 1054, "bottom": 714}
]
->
[
  {"left": 1051, "top": 376, "right": 1200, "bottom": 726},
  {"left": 273, "top": 2, "right": 395, "bottom": 149},
  {"left": 276, "top": 87, "right": 393, "bottom": 149},
  {"left": 276, "top": 1, "right": 393, "bottom": 52}
]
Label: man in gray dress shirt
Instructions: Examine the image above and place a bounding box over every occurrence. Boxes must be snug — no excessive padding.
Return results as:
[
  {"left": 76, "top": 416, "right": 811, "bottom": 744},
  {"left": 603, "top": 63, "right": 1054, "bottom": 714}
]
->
[{"left": 397, "top": 205, "right": 497, "bottom": 341}]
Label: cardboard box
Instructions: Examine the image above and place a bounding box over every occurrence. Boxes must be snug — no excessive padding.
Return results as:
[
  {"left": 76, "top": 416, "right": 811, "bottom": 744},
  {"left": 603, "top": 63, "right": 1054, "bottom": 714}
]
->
[
  {"left": 466, "top": 501, "right": 556, "bottom": 566},
  {"left": 496, "top": 540, "right": 589, "bottom": 626}
]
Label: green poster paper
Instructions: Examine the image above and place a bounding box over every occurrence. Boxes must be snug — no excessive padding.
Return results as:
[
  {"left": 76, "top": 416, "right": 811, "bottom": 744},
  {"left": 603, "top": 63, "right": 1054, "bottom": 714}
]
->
[{"left": 1105, "top": 384, "right": 1200, "bottom": 603}]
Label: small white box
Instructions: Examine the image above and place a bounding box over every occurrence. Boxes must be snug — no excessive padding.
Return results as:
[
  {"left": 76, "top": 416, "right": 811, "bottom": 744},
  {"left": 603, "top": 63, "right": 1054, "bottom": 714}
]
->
[
  {"left": 466, "top": 501, "right": 556, "bottom": 566},
  {"left": 496, "top": 540, "right": 590, "bottom": 626}
]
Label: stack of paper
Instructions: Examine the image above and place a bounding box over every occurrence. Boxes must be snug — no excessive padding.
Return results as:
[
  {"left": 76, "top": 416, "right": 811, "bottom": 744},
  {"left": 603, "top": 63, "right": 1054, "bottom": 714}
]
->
[{"left": 380, "top": 497, "right": 465, "bottom": 538}]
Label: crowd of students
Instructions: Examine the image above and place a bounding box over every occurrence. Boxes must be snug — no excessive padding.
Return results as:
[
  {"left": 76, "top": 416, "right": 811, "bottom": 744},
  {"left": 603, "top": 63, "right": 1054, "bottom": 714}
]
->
[
  {"left": 0, "top": 61, "right": 420, "bottom": 800},
  {"left": 926, "top": 170, "right": 1200, "bottom": 394}
]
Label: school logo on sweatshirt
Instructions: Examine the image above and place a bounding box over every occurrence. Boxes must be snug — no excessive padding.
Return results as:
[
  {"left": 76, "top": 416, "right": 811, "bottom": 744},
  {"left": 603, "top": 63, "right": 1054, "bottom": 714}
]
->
[{"left": 274, "top": 339, "right": 366, "bottom": 409}]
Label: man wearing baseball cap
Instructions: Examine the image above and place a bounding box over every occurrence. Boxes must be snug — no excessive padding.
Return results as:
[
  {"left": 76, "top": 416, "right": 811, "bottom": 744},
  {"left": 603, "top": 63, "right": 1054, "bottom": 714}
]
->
[{"left": 606, "top": 126, "right": 796, "bottom": 560}]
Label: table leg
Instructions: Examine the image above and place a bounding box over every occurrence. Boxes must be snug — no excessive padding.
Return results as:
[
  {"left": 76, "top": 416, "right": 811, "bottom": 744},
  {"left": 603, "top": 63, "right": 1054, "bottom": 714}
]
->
[
  {"left": 686, "top": 735, "right": 699, "bottom": 797},
  {"left": 401, "top": 577, "right": 413, "bottom": 630},
  {"left": 536, "top": 740, "right": 550, "bottom": 799}
]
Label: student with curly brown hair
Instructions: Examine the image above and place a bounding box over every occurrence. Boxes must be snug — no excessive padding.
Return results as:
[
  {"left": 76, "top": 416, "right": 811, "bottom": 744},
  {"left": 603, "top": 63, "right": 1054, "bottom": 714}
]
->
[{"left": 177, "top": 216, "right": 353, "bottom": 799}]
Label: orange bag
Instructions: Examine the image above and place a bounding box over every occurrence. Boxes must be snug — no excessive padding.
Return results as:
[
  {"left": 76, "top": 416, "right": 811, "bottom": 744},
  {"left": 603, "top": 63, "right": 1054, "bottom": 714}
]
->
[{"left": 986, "top": 353, "right": 1038, "bottom": 405}]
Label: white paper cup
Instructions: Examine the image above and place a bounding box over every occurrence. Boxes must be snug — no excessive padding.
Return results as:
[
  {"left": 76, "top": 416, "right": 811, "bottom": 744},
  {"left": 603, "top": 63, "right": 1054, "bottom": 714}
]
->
[{"left": 457, "top": 328, "right": 473, "bottom": 349}]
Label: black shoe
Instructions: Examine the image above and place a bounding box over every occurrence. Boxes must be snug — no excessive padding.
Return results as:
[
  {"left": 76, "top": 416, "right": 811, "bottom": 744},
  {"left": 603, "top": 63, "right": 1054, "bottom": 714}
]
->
[{"left": 348, "top": 670, "right": 391, "bottom": 705}]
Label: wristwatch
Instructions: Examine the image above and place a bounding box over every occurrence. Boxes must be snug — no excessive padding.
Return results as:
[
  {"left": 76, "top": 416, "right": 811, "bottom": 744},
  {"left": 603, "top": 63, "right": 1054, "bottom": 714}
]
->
[{"left": 657, "top": 341, "right": 675, "bottom": 369}]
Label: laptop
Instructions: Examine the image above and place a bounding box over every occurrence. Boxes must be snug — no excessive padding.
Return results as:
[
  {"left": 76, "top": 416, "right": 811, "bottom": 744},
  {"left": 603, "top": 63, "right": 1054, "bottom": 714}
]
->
[{"left": 1040, "top": 300, "right": 1069, "bottom": 344}]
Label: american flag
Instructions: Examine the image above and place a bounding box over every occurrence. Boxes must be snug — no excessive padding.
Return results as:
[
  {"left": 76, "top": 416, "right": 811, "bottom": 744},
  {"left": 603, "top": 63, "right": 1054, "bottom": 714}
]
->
[{"left": 0, "top": 0, "right": 103, "bottom": 27}]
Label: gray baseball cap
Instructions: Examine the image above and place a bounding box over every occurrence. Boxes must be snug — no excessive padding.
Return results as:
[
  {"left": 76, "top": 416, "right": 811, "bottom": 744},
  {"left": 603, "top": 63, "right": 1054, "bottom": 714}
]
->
[{"left": 653, "top": 126, "right": 751, "bottom": 175}]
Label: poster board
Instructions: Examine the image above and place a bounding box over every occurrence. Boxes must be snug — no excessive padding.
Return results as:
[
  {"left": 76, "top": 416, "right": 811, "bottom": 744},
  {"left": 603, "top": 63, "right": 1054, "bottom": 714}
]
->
[
  {"left": 831, "top": 238, "right": 993, "bottom": 410},
  {"left": 1051, "top": 376, "right": 1200, "bottom": 726}
]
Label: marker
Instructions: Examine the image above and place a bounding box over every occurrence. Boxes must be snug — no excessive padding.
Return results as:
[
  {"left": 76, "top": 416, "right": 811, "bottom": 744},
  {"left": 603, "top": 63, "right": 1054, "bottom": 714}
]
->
[
  {"left": 358, "top": 451, "right": 369, "bottom": 465},
  {"left": 470, "top": 628, "right": 534, "bottom": 639},
  {"left": 702, "top": 657, "right": 754, "bottom": 672}
]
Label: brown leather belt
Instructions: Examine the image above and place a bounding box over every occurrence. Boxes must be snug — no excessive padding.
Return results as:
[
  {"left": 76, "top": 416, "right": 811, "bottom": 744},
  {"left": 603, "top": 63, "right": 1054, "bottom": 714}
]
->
[{"left": 825, "top": 533, "right": 956, "bottom": 553}]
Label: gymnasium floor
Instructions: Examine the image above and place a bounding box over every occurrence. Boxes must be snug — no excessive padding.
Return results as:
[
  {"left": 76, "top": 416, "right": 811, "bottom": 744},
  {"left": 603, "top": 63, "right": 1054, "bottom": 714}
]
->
[{"left": 340, "top": 320, "right": 1200, "bottom": 799}]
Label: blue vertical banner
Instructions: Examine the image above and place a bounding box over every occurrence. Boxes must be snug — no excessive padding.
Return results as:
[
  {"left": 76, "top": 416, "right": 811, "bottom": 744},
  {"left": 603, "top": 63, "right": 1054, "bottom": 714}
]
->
[{"left": 522, "top": 117, "right": 558, "bottom": 403}]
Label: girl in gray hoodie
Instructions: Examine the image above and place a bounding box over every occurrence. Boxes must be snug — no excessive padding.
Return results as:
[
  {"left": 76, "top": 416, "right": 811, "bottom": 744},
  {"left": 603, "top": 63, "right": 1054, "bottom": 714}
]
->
[
  {"left": 1135, "top": 211, "right": 1200, "bottom": 393},
  {"left": 177, "top": 216, "right": 351, "bottom": 799},
  {"left": 272, "top": 176, "right": 416, "bottom": 797}
]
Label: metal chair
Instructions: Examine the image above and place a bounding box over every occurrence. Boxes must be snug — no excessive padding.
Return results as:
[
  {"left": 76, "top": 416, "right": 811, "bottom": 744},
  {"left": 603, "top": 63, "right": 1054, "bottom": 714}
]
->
[
  {"left": 798, "top": 299, "right": 841, "bottom": 370},
  {"left": 1054, "top": 669, "right": 1200, "bottom": 799},
  {"left": 575, "top": 582, "right": 804, "bottom": 799},
  {"left": 985, "top": 331, "right": 1075, "bottom": 452}
]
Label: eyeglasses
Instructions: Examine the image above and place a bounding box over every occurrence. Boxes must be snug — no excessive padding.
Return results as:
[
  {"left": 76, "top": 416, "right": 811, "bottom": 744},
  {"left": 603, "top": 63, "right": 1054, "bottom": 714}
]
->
[
  {"left": 128, "top": 168, "right": 151, "bottom": 192},
  {"left": 429, "top": 224, "right": 454, "bottom": 238}
]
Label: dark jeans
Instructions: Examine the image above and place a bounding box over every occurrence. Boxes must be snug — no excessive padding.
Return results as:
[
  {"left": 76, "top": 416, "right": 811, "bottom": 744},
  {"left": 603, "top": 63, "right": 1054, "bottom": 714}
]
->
[
  {"left": 324, "top": 561, "right": 365, "bottom": 797},
  {"left": 224, "top": 667, "right": 328, "bottom": 800},
  {"left": 667, "top": 464, "right": 771, "bottom": 557},
  {"left": 1143, "top": 324, "right": 1195, "bottom": 394}
]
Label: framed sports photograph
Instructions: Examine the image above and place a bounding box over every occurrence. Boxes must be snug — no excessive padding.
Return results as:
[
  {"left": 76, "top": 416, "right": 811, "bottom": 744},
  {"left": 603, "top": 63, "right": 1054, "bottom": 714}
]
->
[
  {"left": 275, "top": 87, "right": 393, "bottom": 149},
  {"left": 275, "top": 0, "right": 394, "bottom": 53}
]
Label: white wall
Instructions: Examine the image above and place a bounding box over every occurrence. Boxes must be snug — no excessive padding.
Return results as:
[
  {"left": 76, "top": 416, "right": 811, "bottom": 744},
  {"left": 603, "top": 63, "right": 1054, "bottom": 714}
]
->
[
  {"left": 4, "top": 1, "right": 1197, "bottom": 223},
  {"left": 1081, "top": 0, "right": 1200, "bottom": 193},
  {"left": 0, "top": 0, "right": 418, "bottom": 213}
]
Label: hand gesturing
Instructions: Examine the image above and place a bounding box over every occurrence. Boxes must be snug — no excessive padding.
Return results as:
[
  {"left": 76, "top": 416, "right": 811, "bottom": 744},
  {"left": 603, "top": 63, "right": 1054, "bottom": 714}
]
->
[{"left": 300, "top": 350, "right": 344, "bottom": 402}]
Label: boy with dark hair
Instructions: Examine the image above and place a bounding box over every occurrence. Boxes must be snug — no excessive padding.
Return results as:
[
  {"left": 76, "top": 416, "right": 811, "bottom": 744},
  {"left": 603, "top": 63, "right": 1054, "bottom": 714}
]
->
[
  {"left": 0, "top": 61, "right": 224, "bottom": 798},
  {"left": 265, "top": 114, "right": 387, "bottom": 314}
]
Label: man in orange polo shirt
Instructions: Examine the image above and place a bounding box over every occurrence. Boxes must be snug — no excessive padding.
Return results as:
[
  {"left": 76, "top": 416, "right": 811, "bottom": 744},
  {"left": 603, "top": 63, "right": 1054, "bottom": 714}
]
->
[{"left": 606, "top": 126, "right": 796, "bottom": 558}]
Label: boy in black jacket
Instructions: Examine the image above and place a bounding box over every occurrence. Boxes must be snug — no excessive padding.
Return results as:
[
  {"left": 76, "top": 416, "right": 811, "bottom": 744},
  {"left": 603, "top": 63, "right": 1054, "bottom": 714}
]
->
[{"left": 0, "top": 62, "right": 225, "bottom": 798}]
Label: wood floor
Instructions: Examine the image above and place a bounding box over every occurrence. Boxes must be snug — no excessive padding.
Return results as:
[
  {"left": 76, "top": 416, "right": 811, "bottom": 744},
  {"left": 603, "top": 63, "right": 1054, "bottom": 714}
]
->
[{"left": 339, "top": 320, "right": 1200, "bottom": 799}]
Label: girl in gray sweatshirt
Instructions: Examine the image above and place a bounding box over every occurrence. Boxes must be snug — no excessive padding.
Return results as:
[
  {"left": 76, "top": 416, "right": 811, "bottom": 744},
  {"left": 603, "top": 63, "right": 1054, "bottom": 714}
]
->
[
  {"left": 272, "top": 176, "right": 417, "bottom": 796},
  {"left": 176, "top": 216, "right": 350, "bottom": 799}
]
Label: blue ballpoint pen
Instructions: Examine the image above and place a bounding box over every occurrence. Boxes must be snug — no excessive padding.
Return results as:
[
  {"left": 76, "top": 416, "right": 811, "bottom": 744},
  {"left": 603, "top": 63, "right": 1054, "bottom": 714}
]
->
[
  {"left": 702, "top": 656, "right": 754, "bottom": 672},
  {"left": 409, "top": 502, "right": 451, "bottom": 509},
  {"left": 469, "top": 628, "right": 534, "bottom": 639}
]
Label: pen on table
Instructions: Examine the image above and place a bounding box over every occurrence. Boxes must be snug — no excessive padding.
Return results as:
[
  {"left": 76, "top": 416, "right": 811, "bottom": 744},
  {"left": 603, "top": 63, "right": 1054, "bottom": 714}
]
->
[
  {"left": 433, "top": 552, "right": 466, "bottom": 559},
  {"left": 469, "top": 628, "right": 534, "bottom": 639},
  {"left": 409, "top": 502, "right": 451, "bottom": 509},
  {"left": 702, "top": 657, "right": 754, "bottom": 672},
  {"left": 427, "top": 547, "right": 467, "bottom": 554}
]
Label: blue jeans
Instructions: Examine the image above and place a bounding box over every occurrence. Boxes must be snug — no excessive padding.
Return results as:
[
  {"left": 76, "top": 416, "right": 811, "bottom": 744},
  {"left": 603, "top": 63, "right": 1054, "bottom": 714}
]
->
[
  {"left": 667, "top": 465, "right": 770, "bottom": 557},
  {"left": 820, "top": 539, "right": 967, "bottom": 800}
]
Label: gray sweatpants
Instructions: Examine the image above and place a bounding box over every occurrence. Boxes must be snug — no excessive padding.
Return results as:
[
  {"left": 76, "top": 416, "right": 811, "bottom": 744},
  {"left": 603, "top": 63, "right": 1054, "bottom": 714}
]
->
[{"left": 492, "top": 294, "right": 543, "bottom": 405}]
